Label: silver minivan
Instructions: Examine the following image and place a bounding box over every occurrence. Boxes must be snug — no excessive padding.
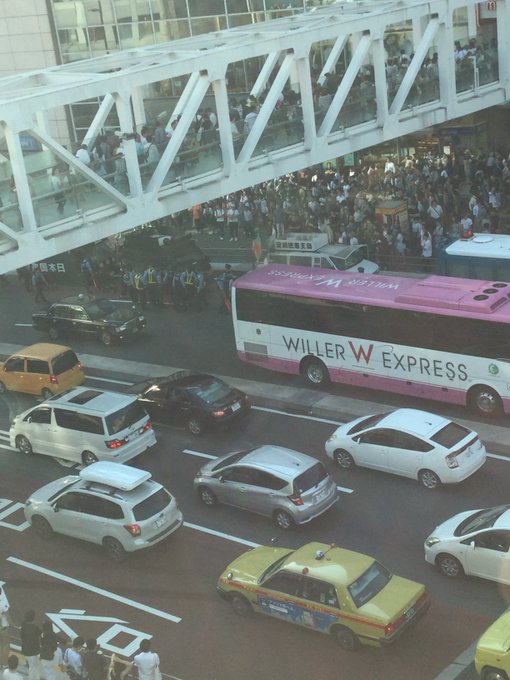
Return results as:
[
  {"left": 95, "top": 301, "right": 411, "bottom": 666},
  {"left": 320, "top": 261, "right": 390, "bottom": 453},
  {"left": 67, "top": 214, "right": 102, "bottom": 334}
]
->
[
  {"left": 10, "top": 387, "right": 156, "bottom": 466},
  {"left": 193, "top": 445, "right": 338, "bottom": 529},
  {"left": 24, "top": 462, "right": 183, "bottom": 561}
]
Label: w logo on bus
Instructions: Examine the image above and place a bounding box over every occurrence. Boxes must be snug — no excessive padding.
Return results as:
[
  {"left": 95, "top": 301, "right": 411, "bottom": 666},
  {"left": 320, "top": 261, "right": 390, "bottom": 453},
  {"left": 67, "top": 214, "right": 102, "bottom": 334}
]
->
[{"left": 348, "top": 341, "right": 374, "bottom": 365}]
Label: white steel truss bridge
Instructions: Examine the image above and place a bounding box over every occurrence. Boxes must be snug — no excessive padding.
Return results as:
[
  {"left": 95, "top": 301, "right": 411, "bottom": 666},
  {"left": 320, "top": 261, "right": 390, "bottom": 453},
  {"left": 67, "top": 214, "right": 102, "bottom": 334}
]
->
[{"left": 0, "top": 0, "right": 508, "bottom": 272}]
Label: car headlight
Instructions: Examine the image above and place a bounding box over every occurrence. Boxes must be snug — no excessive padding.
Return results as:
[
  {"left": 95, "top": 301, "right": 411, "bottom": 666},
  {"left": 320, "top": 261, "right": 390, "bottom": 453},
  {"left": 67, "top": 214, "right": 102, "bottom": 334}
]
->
[
  {"left": 425, "top": 536, "right": 441, "bottom": 547},
  {"left": 326, "top": 434, "right": 337, "bottom": 443},
  {"left": 25, "top": 500, "right": 32, "bottom": 507},
  {"left": 139, "top": 315, "right": 145, "bottom": 322},
  {"left": 117, "top": 324, "right": 127, "bottom": 332}
]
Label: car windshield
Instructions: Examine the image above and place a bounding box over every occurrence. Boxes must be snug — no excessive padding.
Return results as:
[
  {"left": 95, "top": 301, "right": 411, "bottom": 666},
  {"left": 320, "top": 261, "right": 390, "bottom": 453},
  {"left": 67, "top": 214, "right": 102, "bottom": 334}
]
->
[
  {"left": 210, "top": 449, "right": 255, "bottom": 472},
  {"left": 330, "top": 246, "right": 368, "bottom": 270},
  {"left": 85, "top": 299, "right": 116, "bottom": 320},
  {"left": 347, "top": 413, "right": 387, "bottom": 436},
  {"left": 455, "top": 505, "right": 510, "bottom": 536},
  {"left": 294, "top": 462, "right": 328, "bottom": 493},
  {"left": 105, "top": 401, "right": 148, "bottom": 435},
  {"left": 430, "top": 422, "right": 471, "bottom": 448},
  {"left": 186, "top": 377, "right": 232, "bottom": 404},
  {"left": 133, "top": 487, "right": 172, "bottom": 521},
  {"left": 259, "top": 552, "right": 295, "bottom": 584},
  {"left": 348, "top": 561, "right": 392, "bottom": 608}
]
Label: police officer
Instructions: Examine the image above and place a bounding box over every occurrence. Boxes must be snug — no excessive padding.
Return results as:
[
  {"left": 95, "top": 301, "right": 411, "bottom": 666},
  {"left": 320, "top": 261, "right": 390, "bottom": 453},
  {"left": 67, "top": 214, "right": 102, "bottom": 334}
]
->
[
  {"left": 133, "top": 270, "right": 146, "bottom": 309},
  {"left": 180, "top": 265, "right": 198, "bottom": 311},
  {"left": 142, "top": 265, "right": 161, "bottom": 307}
]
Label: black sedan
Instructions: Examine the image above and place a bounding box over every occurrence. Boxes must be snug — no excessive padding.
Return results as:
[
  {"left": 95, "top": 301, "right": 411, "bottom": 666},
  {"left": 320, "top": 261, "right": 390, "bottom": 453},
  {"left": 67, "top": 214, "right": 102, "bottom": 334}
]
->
[
  {"left": 32, "top": 294, "right": 146, "bottom": 346},
  {"left": 128, "top": 371, "right": 251, "bottom": 435}
]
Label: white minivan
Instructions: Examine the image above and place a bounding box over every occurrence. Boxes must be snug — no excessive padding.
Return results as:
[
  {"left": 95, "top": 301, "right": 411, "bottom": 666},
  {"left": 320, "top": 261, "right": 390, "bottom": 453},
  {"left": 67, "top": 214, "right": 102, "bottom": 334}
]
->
[{"left": 10, "top": 387, "right": 156, "bottom": 466}]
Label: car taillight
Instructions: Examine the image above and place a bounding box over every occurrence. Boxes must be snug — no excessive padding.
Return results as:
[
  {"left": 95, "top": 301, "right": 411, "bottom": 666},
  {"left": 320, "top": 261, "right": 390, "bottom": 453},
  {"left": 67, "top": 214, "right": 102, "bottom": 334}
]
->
[
  {"left": 288, "top": 493, "right": 303, "bottom": 506},
  {"left": 106, "top": 438, "right": 126, "bottom": 449},
  {"left": 77, "top": 362, "right": 83, "bottom": 370},
  {"left": 141, "top": 421, "right": 152, "bottom": 432},
  {"left": 124, "top": 524, "right": 141, "bottom": 537},
  {"left": 212, "top": 410, "right": 225, "bottom": 418},
  {"left": 50, "top": 375, "right": 58, "bottom": 384},
  {"left": 446, "top": 454, "right": 459, "bottom": 469}
]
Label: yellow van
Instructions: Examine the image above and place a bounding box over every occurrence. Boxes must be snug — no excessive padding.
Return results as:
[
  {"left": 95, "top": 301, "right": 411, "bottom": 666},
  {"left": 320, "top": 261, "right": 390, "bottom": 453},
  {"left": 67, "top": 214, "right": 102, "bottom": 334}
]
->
[
  {"left": 475, "top": 610, "right": 510, "bottom": 680},
  {"left": 0, "top": 343, "right": 84, "bottom": 399}
]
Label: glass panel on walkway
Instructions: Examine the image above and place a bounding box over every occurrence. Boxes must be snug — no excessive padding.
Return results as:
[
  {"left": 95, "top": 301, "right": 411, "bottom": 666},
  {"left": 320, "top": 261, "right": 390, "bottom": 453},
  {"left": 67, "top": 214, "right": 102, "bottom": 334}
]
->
[{"left": 454, "top": 6, "right": 499, "bottom": 93}]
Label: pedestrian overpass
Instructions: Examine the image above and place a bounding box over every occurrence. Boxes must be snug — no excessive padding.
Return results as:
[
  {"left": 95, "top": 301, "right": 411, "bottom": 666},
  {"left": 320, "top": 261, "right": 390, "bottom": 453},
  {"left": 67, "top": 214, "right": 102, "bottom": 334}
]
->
[{"left": 0, "top": 0, "right": 508, "bottom": 273}]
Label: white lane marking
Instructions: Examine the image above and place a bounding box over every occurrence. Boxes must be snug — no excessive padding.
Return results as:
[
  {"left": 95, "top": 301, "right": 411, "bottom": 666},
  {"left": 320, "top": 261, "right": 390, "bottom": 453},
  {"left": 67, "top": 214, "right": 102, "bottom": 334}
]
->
[
  {"left": 252, "top": 405, "right": 340, "bottom": 425},
  {"left": 7, "top": 556, "right": 181, "bottom": 623},
  {"left": 486, "top": 452, "right": 510, "bottom": 461},
  {"left": 86, "top": 376, "right": 133, "bottom": 386},
  {"left": 14, "top": 324, "right": 32, "bottom": 327},
  {"left": 183, "top": 521, "right": 260, "bottom": 548},
  {"left": 182, "top": 449, "right": 354, "bottom": 494},
  {"left": 182, "top": 449, "right": 216, "bottom": 460}
]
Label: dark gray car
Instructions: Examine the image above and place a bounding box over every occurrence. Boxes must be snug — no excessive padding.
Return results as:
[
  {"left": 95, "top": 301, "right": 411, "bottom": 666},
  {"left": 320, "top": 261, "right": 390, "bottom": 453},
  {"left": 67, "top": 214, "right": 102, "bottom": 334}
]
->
[{"left": 193, "top": 445, "right": 338, "bottom": 529}]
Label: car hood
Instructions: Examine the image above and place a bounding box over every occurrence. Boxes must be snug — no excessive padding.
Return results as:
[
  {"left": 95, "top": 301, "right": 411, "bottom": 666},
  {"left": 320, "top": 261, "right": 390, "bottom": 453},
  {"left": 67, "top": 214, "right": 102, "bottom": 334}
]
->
[
  {"left": 26, "top": 475, "right": 79, "bottom": 504},
  {"left": 219, "top": 547, "right": 292, "bottom": 585},
  {"left": 357, "top": 575, "right": 426, "bottom": 622},
  {"left": 477, "top": 611, "right": 510, "bottom": 653},
  {"left": 99, "top": 305, "right": 141, "bottom": 324}
]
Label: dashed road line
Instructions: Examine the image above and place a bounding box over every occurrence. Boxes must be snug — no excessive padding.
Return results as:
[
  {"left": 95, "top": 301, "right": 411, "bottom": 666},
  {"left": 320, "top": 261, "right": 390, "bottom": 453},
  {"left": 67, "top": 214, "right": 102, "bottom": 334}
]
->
[
  {"left": 252, "top": 405, "right": 340, "bottom": 425},
  {"left": 183, "top": 521, "right": 260, "bottom": 547}
]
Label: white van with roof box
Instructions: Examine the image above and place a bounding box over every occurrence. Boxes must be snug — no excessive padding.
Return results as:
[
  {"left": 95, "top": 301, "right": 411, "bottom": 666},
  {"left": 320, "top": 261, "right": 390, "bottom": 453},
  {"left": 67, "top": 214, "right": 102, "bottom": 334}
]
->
[
  {"left": 10, "top": 387, "right": 156, "bottom": 466},
  {"left": 265, "top": 233, "right": 379, "bottom": 273}
]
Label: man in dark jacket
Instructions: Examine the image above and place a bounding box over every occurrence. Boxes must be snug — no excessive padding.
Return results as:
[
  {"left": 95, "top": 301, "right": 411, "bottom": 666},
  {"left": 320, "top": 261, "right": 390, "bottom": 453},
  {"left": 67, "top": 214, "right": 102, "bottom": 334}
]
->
[
  {"left": 82, "top": 638, "right": 109, "bottom": 680},
  {"left": 20, "top": 610, "right": 40, "bottom": 680}
]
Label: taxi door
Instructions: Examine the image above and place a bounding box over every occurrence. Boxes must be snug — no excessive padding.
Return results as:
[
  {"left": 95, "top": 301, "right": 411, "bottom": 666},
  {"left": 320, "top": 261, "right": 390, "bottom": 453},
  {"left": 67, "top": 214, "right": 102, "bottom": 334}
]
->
[{"left": 257, "top": 571, "right": 339, "bottom": 633}]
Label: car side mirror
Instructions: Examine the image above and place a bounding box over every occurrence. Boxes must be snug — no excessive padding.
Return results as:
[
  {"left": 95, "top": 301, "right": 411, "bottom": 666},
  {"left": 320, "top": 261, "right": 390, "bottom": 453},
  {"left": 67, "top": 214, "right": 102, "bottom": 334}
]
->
[
  {"left": 53, "top": 505, "right": 59, "bottom": 513},
  {"left": 353, "top": 435, "right": 361, "bottom": 443},
  {"left": 218, "top": 475, "right": 225, "bottom": 483},
  {"left": 469, "top": 540, "right": 475, "bottom": 549}
]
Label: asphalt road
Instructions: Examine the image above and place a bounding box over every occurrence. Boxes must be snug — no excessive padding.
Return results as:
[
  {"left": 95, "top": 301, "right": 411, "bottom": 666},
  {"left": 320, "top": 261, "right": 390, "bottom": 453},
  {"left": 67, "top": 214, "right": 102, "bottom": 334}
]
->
[{"left": 1, "top": 279, "right": 510, "bottom": 679}]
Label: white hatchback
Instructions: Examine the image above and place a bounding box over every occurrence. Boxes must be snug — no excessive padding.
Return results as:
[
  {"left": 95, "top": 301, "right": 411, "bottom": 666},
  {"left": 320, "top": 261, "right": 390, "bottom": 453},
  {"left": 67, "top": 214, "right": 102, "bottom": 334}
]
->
[
  {"left": 325, "top": 408, "right": 486, "bottom": 489},
  {"left": 425, "top": 505, "right": 510, "bottom": 583}
]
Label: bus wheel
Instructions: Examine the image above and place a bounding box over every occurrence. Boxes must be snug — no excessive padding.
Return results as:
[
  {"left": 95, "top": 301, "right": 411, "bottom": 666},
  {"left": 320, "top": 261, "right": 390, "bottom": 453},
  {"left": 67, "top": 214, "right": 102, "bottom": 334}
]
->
[
  {"left": 302, "top": 359, "right": 329, "bottom": 387},
  {"left": 469, "top": 386, "right": 502, "bottom": 417}
]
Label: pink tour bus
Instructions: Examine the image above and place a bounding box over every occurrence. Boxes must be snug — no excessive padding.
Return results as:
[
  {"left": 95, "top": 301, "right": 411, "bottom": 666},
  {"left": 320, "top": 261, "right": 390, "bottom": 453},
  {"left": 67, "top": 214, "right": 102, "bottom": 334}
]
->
[{"left": 232, "top": 264, "right": 510, "bottom": 416}]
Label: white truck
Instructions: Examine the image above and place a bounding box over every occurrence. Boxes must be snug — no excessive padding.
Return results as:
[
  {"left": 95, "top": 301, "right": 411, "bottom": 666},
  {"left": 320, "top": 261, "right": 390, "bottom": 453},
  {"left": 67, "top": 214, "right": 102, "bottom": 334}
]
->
[{"left": 265, "top": 232, "right": 379, "bottom": 273}]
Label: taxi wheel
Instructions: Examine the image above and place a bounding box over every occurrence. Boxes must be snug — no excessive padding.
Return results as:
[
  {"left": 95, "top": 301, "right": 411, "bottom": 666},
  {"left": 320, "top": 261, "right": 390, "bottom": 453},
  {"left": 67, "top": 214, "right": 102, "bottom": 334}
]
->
[
  {"left": 187, "top": 416, "right": 206, "bottom": 436},
  {"left": 437, "top": 553, "right": 464, "bottom": 578},
  {"left": 274, "top": 509, "right": 294, "bottom": 530},
  {"left": 198, "top": 486, "right": 217, "bottom": 506},
  {"left": 418, "top": 469, "right": 441, "bottom": 489},
  {"left": 0, "top": 381, "right": 6, "bottom": 394},
  {"left": 32, "top": 516, "right": 54, "bottom": 540},
  {"left": 482, "top": 668, "right": 509, "bottom": 680},
  {"left": 41, "top": 388, "right": 53, "bottom": 400},
  {"left": 231, "top": 595, "right": 252, "bottom": 617},
  {"left": 82, "top": 450, "right": 99, "bottom": 466},
  {"left": 101, "top": 332, "right": 113, "bottom": 346},
  {"left": 48, "top": 326, "right": 59, "bottom": 340},
  {"left": 103, "top": 537, "right": 126, "bottom": 563},
  {"left": 332, "top": 626, "right": 360, "bottom": 651},
  {"left": 16, "top": 435, "right": 33, "bottom": 456},
  {"left": 334, "top": 449, "right": 354, "bottom": 469}
]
